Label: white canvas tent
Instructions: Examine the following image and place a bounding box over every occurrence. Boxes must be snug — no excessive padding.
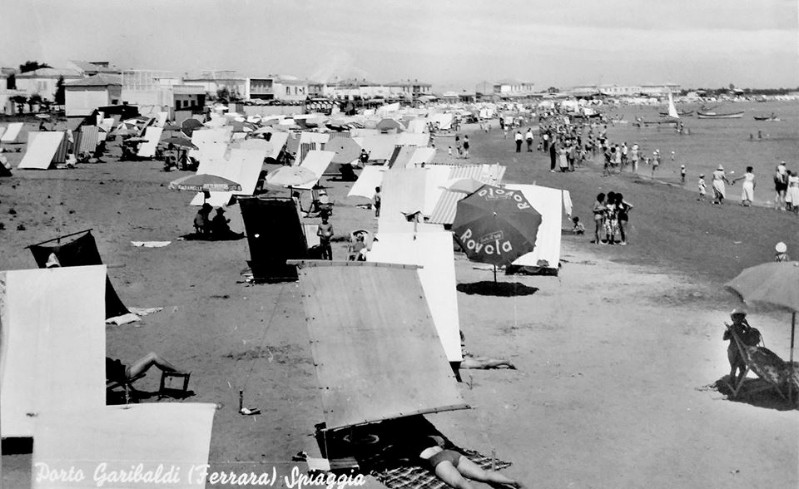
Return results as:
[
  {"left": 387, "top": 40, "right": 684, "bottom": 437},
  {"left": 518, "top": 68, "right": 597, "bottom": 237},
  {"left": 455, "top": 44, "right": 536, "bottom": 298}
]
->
[
  {"left": 361, "top": 134, "right": 399, "bottom": 161},
  {"left": 1, "top": 122, "right": 23, "bottom": 143},
  {"left": 378, "top": 168, "right": 427, "bottom": 225},
  {"left": 505, "top": 184, "right": 567, "bottom": 271},
  {"left": 189, "top": 147, "right": 267, "bottom": 206},
  {"left": 294, "top": 150, "right": 336, "bottom": 190},
  {"left": 396, "top": 132, "right": 429, "bottom": 147},
  {"left": 32, "top": 404, "right": 216, "bottom": 489},
  {"left": 136, "top": 126, "right": 163, "bottom": 158},
  {"left": 18, "top": 132, "right": 65, "bottom": 170},
  {"left": 406, "top": 147, "right": 437, "bottom": 168},
  {"left": 368, "top": 231, "right": 462, "bottom": 362},
  {"left": 0, "top": 266, "right": 106, "bottom": 438},
  {"left": 348, "top": 165, "right": 387, "bottom": 199}
]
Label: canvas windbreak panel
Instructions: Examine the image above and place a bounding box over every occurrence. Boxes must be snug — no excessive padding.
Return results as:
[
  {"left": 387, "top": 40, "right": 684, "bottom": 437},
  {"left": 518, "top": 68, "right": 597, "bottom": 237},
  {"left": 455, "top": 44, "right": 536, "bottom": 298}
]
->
[{"left": 296, "top": 262, "right": 467, "bottom": 429}]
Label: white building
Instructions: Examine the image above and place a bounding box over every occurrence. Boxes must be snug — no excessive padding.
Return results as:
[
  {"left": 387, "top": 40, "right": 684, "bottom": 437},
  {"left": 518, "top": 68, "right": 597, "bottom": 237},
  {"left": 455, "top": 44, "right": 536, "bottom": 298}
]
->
[
  {"left": 64, "top": 74, "right": 122, "bottom": 117},
  {"left": 326, "top": 78, "right": 391, "bottom": 100},
  {"left": 121, "top": 70, "right": 205, "bottom": 116},
  {"left": 182, "top": 70, "right": 247, "bottom": 100},
  {"left": 15, "top": 67, "right": 83, "bottom": 101},
  {"left": 493, "top": 79, "right": 535, "bottom": 97},
  {"left": 386, "top": 79, "right": 433, "bottom": 100}
]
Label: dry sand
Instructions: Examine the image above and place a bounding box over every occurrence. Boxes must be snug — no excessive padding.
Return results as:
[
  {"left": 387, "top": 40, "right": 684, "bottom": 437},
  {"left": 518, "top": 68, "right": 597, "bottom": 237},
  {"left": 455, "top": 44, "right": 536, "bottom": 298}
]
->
[{"left": 0, "top": 117, "right": 797, "bottom": 489}]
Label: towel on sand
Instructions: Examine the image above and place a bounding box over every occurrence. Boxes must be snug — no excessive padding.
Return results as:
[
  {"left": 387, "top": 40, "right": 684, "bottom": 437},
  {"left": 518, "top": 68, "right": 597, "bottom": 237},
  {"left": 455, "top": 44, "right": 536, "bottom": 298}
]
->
[{"left": 372, "top": 449, "right": 511, "bottom": 489}]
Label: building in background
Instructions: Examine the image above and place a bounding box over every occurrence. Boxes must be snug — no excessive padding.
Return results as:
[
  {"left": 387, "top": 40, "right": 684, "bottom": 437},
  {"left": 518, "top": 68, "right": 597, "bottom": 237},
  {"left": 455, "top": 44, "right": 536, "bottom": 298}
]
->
[
  {"left": 492, "top": 79, "right": 535, "bottom": 97},
  {"left": 387, "top": 79, "right": 433, "bottom": 100},
  {"left": 15, "top": 67, "right": 83, "bottom": 101},
  {"left": 64, "top": 74, "right": 122, "bottom": 117},
  {"left": 121, "top": 70, "right": 205, "bottom": 117},
  {"left": 67, "top": 61, "right": 122, "bottom": 76},
  {"left": 182, "top": 70, "right": 247, "bottom": 100}
]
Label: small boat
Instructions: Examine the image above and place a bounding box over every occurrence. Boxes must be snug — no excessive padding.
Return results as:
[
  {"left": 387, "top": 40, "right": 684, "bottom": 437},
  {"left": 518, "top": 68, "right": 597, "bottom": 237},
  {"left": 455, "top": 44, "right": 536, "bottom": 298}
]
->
[
  {"left": 659, "top": 110, "right": 693, "bottom": 117},
  {"left": 659, "top": 92, "right": 692, "bottom": 117},
  {"left": 696, "top": 111, "right": 744, "bottom": 119},
  {"left": 753, "top": 114, "right": 780, "bottom": 121}
]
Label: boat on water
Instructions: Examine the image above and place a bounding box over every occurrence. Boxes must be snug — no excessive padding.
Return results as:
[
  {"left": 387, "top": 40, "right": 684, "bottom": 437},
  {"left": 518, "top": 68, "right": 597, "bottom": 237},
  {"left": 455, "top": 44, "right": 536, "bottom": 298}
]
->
[
  {"left": 696, "top": 111, "right": 744, "bottom": 119},
  {"left": 659, "top": 110, "right": 693, "bottom": 117},
  {"left": 753, "top": 113, "right": 780, "bottom": 121}
]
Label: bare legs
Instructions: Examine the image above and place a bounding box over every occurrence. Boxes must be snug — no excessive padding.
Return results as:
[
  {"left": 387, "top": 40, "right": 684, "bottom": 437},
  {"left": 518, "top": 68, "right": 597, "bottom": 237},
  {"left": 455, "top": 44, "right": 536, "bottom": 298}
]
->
[
  {"left": 434, "top": 458, "right": 525, "bottom": 489},
  {"left": 125, "top": 352, "right": 183, "bottom": 379}
]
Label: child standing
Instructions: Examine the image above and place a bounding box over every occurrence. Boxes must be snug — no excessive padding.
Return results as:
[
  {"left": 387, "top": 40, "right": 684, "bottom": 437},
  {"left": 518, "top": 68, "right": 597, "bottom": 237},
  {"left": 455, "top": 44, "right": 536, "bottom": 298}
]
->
[
  {"left": 680, "top": 165, "right": 686, "bottom": 184},
  {"left": 697, "top": 174, "right": 707, "bottom": 201}
]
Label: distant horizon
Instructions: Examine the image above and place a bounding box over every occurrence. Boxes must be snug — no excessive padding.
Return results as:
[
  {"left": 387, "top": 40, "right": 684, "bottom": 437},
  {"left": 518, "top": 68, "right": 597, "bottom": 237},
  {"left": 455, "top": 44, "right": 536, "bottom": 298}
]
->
[{"left": 2, "top": 0, "right": 796, "bottom": 91}]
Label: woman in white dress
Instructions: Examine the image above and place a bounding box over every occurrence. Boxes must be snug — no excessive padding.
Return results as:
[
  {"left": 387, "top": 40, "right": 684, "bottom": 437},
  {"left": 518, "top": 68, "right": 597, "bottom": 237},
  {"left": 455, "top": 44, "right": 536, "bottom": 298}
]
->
[
  {"left": 786, "top": 170, "right": 799, "bottom": 213},
  {"left": 731, "top": 166, "right": 756, "bottom": 207},
  {"left": 712, "top": 165, "right": 730, "bottom": 205}
]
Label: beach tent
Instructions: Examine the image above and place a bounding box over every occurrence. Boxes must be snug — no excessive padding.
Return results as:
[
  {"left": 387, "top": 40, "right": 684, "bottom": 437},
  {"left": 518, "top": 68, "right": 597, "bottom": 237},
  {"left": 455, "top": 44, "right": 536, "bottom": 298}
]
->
[
  {"left": 239, "top": 196, "right": 307, "bottom": 282},
  {"left": 504, "top": 184, "right": 568, "bottom": 273},
  {"left": 32, "top": 403, "right": 216, "bottom": 489},
  {"left": 75, "top": 125, "right": 100, "bottom": 155},
  {"left": 29, "top": 230, "right": 129, "bottom": 319},
  {"left": 0, "top": 265, "right": 106, "bottom": 438},
  {"left": 430, "top": 113, "right": 453, "bottom": 130},
  {"left": 368, "top": 232, "right": 462, "bottom": 362},
  {"left": 389, "top": 145, "right": 417, "bottom": 170},
  {"left": 376, "top": 221, "right": 444, "bottom": 234},
  {"left": 406, "top": 147, "right": 437, "bottom": 169},
  {"left": 189, "top": 146, "right": 268, "bottom": 206},
  {"left": 1, "top": 122, "right": 23, "bottom": 143},
  {"left": 405, "top": 119, "right": 428, "bottom": 134},
  {"left": 292, "top": 261, "right": 468, "bottom": 430},
  {"left": 263, "top": 131, "right": 289, "bottom": 160},
  {"left": 0, "top": 126, "right": 5, "bottom": 140},
  {"left": 361, "top": 134, "right": 399, "bottom": 161},
  {"left": 294, "top": 150, "right": 336, "bottom": 190},
  {"left": 348, "top": 166, "right": 387, "bottom": 199},
  {"left": 423, "top": 165, "right": 452, "bottom": 216},
  {"left": 189, "top": 127, "right": 233, "bottom": 163},
  {"left": 136, "top": 126, "right": 163, "bottom": 158},
  {"left": 428, "top": 164, "right": 507, "bottom": 225},
  {"left": 396, "top": 132, "right": 429, "bottom": 147},
  {"left": 18, "top": 132, "right": 67, "bottom": 170},
  {"left": 378, "top": 168, "right": 427, "bottom": 225}
]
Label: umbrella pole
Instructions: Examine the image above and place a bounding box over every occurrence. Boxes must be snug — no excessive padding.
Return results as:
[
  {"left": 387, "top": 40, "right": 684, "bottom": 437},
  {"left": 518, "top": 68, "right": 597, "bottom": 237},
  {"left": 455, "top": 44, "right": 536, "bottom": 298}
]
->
[
  {"left": 493, "top": 264, "right": 497, "bottom": 283},
  {"left": 791, "top": 312, "right": 796, "bottom": 404}
]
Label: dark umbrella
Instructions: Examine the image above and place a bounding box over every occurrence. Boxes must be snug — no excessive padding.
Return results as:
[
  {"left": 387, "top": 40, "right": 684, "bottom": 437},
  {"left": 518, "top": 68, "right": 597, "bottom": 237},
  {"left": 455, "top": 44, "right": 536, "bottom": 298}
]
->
[
  {"left": 725, "top": 261, "right": 799, "bottom": 399},
  {"left": 181, "top": 118, "right": 203, "bottom": 137},
  {"left": 161, "top": 137, "right": 199, "bottom": 150},
  {"left": 376, "top": 118, "right": 404, "bottom": 132},
  {"left": 452, "top": 184, "right": 541, "bottom": 281}
]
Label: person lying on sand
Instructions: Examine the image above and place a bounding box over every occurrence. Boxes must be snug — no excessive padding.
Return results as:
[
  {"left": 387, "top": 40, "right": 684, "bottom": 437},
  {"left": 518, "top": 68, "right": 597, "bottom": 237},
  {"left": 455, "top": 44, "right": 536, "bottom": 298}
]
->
[
  {"left": 411, "top": 435, "right": 525, "bottom": 489},
  {"left": 106, "top": 352, "right": 186, "bottom": 384},
  {"left": 460, "top": 332, "right": 516, "bottom": 370}
]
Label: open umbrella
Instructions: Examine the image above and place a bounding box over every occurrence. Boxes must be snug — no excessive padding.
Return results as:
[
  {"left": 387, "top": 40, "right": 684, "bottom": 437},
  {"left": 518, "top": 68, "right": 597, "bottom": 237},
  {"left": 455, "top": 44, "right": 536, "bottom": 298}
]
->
[
  {"left": 376, "top": 118, "right": 404, "bottom": 132},
  {"left": 168, "top": 174, "right": 242, "bottom": 192},
  {"left": 725, "top": 261, "right": 799, "bottom": 398},
  {"left": 453, "top": 184, "right": 541, "bottom": 280},
  {"left": 161, "top": 137, "right": 199, "bottom": 150},
  {"left": 265, "top": 166, "right": 317, "bottom": 188}
]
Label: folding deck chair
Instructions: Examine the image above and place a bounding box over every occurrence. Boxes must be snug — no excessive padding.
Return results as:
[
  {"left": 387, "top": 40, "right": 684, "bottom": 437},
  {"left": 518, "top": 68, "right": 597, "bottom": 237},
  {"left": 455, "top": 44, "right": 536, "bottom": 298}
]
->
[
  {"left": 727, "top": 328, "right": 795, "bottom": 401},
  {"left": 106, "top": 372, "right": 147, "bottom": 404}
]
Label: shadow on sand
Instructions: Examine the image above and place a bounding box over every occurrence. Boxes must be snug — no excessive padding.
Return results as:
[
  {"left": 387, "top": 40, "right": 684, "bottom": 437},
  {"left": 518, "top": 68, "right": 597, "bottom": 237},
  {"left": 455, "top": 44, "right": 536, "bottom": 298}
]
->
[
  {"left": 709, "top": 376, "right": 797, "bottom": 411},
  {"left": 457, "top": 281, "right": 538, "bottom": 297}
]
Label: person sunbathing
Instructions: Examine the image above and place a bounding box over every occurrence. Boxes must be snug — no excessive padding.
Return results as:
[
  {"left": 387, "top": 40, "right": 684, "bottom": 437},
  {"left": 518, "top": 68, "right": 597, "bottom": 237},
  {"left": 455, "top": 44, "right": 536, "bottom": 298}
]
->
[
  {"left": 460, "top": 332, "right": 516, "bottom": 370},
  {"left": 106, "top": 352, "right": 185, "bottom": 384},
  {"left": 413, "top": 435, "right": 525, "bottom": 489}
]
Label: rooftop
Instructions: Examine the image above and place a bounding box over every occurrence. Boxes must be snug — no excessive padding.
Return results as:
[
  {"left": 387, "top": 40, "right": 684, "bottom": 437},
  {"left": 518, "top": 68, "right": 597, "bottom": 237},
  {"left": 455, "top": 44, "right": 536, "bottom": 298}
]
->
[
  {"left": 16, "top": 67, "right": 83, "bottom": 78},
  {"left": 65, "top": 74, "right": 123, "bottom": 88}
]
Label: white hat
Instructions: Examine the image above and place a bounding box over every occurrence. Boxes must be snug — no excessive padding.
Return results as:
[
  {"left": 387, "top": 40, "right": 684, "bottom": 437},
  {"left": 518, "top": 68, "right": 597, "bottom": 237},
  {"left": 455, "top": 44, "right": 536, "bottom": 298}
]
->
[
  {"left": 717, "top": 165, "right": 724, "bottom": 170},
  {"left": 731, "top": 307, "right": 747, "bottom": 317},
  {"left": 45, "top": 253, "right": 61, "bottom": 269},
  {"left": 776, "top": 242, "right": 788, "bottom": 253}
]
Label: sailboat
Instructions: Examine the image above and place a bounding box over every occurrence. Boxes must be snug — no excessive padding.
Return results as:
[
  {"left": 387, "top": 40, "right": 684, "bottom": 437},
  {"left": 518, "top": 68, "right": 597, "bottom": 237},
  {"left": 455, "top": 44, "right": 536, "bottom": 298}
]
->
[{"left": 659, "top": 92, "right": 693, "bottom": 117}]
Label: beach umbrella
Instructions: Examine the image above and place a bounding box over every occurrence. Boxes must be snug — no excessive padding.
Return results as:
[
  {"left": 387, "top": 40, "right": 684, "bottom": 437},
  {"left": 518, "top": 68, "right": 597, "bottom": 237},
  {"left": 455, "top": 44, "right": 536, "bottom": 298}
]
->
[
  {"left": 376, "top": 118, "right": 404, "bottom": 132},
  {"left": 265, "top": 166, "right": 317, "bottom": 188},
  {"left": 181, "top": 118, "right": 203, "bottom": 137},
  {"left": 168, "top": 174, "right": 242, "bottom": 192},
  {"left": 453, "top": 184, "right": 541, "bottom": 280},
  {"left": 725, "top": 261, "right": 799, "bottom": 399},
  {"left": 161, "top": 137, "right": 198, "bottom": 150}
]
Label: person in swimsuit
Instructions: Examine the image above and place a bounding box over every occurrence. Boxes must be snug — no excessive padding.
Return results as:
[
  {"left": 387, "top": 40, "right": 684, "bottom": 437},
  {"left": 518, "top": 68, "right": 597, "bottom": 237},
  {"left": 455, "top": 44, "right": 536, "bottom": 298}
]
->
[
  {"left": 416, "top": 436, "right": 524, "bottom": 489},
  {"left": 106, "top": 352, "right": 185, "bottom": 384}
]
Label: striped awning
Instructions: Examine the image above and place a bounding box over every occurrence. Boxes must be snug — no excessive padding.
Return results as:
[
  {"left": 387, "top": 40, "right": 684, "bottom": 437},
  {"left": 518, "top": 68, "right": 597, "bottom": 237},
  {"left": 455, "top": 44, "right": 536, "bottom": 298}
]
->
[{"left": 428, "top": 164, "right": 506, "bottom": 225}]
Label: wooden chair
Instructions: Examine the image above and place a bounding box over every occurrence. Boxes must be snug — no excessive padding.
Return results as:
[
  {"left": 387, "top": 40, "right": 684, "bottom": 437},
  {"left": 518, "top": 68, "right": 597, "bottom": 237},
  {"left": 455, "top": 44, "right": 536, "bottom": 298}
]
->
[
  {"left": 728, "top": 328, "right": 791, "bottom": 401},
  {"left": 106, "top": 373, "right": 146, "bottom": 404}
]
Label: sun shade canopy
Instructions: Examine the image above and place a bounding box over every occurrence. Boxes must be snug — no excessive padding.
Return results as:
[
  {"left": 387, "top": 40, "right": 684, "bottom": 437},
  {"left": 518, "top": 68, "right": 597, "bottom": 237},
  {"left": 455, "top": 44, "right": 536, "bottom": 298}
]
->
[{"left": 292, "top": 261, "right": 468, "bottom": 429}]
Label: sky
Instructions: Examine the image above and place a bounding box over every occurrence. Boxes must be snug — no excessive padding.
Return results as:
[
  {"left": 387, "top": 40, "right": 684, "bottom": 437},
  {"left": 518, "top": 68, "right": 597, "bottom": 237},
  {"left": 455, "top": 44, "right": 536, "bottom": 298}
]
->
[{"left": 1, "top": 0, "right": 797, "bottom": 91}]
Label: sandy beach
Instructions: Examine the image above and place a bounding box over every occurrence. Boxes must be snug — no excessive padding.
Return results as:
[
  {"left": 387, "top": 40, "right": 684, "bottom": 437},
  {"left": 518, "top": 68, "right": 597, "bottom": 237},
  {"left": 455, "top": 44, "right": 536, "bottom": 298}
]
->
[{"left": 1, "top": 113, "right": 798, "bottom": 489}]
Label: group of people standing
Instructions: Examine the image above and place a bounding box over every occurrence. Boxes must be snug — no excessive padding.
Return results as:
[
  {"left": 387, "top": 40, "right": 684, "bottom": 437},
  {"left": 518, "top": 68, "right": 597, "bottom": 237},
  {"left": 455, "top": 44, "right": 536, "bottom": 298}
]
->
[
  {"left": 773, "top": 162, "right": 799, "bottom": 213},
  {"left": 591, "top": 191, "right": 633, "bottom": 245}
]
